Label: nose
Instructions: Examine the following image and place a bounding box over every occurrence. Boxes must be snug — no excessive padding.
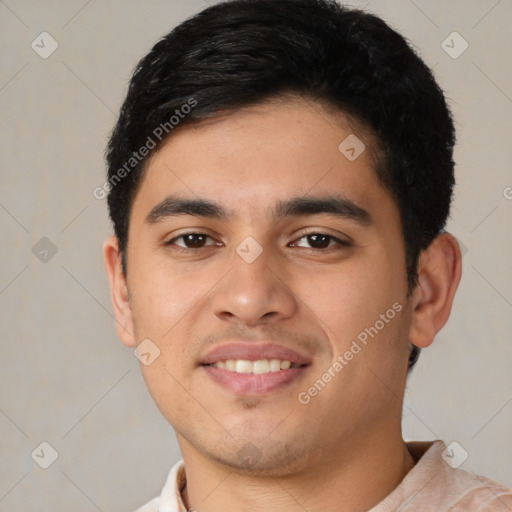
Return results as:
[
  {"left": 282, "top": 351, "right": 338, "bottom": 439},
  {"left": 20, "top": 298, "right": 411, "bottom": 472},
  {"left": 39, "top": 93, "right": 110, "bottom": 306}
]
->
[{"left": 210, "top": 242, "right": 298, "bottom": 327}]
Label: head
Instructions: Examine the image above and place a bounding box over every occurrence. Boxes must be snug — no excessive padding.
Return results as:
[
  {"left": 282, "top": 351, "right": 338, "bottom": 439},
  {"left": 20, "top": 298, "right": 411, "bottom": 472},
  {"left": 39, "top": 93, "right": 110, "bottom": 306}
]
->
[{"left": 103, "top": 0, "right": 461, "bottom": 474}]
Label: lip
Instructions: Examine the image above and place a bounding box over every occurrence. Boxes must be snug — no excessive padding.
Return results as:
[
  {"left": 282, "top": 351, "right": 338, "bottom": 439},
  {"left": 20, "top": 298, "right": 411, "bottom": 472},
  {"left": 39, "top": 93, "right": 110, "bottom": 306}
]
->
[
  {"left": 200, "top": 342, "right": 312, "bottom": 366},
  {"left": 199, "top": 342, "right": 312, "bottom": 396},
  {"left": 202, "top": 365, "right": 308, "bottom": 395}
]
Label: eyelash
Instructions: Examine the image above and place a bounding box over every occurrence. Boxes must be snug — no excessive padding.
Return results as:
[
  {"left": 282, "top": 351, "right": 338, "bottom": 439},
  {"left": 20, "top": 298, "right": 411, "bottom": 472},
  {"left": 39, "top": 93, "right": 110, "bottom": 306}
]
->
[{"left": 165, "top": 231, "right": 352, "bottom": 254}]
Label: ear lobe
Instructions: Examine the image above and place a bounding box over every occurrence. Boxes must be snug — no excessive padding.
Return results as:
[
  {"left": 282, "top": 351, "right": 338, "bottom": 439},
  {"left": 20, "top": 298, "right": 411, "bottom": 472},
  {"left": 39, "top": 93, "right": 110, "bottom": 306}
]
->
[
  {"left": 408, "top": 232, "right": 462, "bottom": 349},
  {"left": 103, "top": 236, "right": 136, "bottom": 347}
]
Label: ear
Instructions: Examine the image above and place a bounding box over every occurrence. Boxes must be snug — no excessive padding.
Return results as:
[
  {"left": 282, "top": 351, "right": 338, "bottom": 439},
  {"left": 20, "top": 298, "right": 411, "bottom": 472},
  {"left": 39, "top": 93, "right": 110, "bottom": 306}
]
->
[
  {"left": 408, "top": 232, "right": 462, "bottom": 349},
  {"left": 103, "top": 236, "right": 136, "bottom": 347}
]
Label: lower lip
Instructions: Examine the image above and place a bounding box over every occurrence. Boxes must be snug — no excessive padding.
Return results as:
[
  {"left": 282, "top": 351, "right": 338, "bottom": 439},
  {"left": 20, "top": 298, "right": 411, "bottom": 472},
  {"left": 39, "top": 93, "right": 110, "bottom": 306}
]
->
[{"left": 202, "top": 365, "right": 308, "bottom": 395}]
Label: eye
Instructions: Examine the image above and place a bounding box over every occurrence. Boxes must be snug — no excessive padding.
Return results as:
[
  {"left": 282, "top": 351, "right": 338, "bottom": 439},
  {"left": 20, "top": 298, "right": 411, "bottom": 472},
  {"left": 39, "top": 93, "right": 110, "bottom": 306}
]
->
[
  {"left": 165, "top": 231, "right": 350, "bottom": 253},
  {"left": 291, "top": 232, "right": 351, "bottom": 251},
  {"left": 166, "top": 232, "right": 219, "bottom": 251}
]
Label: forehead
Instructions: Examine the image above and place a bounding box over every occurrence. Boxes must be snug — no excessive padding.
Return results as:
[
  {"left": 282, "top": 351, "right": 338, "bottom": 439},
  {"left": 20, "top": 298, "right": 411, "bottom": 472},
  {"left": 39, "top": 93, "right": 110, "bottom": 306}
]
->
[{"left": 130, "top": 98, "right": 393, "bottom": 225}]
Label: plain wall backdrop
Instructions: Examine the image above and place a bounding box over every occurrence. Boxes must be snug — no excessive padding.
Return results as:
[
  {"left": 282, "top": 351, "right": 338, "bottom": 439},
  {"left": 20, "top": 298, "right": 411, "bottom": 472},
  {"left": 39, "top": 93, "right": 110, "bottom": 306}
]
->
[{"left": 1, "top": 0, "right": 511, "bottom": 510}]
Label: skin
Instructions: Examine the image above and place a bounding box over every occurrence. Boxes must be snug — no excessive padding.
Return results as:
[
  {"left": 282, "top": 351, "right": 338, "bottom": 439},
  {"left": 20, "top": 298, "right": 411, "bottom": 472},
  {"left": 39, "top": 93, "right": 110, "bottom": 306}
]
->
[{"left": 104, "top": 97, "right": 462, "bottom": 512}]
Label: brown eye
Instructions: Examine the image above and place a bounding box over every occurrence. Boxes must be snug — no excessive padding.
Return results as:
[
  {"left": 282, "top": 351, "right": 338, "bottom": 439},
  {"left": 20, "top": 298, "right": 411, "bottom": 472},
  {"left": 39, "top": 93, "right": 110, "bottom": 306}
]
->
[
  {"left": 292, "top": 232, "right": 350, "bottom": 250},
  {"left": 181, "top": 234, "right": 208, "bottom": 248},
  {"left": 166, "top": 232, "right": 216, "bottom": 250},
  {"left": 304, "top": 234, "right": 331, "bottom": 249}
]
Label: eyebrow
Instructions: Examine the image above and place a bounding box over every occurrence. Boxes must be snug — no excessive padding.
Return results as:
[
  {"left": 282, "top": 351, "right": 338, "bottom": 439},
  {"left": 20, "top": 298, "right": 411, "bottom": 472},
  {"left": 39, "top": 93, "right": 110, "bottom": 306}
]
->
[{"left": 144, "top": 194, "right": 372, "bottom": 226}]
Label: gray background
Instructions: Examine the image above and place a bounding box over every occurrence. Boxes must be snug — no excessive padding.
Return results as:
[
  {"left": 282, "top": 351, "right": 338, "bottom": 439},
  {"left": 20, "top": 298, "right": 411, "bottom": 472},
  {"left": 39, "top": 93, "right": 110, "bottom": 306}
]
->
[{"left": 1, "top": 0, "right": 511, "bottom": 510}]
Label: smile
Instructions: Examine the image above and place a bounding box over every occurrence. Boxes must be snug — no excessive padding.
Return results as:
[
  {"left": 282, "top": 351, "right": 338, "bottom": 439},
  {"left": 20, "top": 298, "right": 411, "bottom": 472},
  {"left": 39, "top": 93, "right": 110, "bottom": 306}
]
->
[
  {"left": 206, "top": 359, "right": 302, "bottom": 374},
  {"left": 199, "top": 342, "right": 312, "bottom": 395}
]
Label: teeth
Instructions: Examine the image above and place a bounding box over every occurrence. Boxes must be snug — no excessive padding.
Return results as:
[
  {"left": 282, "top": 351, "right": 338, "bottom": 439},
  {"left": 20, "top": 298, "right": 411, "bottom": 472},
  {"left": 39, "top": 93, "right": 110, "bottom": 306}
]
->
[
  {"left": 252, "top": 359, "right": 270, "bottom": 374},
  {"left": 235, "top": 360, "right": 253, "bottom": 373},
  {"left": 269, "top": 359, "right": 281, "bottom": 371},
  {"left": 212, "top": 359, "right": 296, "bottom": 374}
]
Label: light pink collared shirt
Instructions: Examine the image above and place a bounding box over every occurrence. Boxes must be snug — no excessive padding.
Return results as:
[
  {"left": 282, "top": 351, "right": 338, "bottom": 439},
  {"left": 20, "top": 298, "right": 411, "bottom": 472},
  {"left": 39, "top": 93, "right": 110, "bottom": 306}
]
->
[{"left": 134, "top": 440, "right": 512, "bottom": 511}]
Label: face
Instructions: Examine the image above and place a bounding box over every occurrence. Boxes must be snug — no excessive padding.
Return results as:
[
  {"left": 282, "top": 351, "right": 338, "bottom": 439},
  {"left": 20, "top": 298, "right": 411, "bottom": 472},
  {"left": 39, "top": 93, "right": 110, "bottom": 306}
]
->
[{"left": 111, "top": 98, "right": 417, "bottom": 474}]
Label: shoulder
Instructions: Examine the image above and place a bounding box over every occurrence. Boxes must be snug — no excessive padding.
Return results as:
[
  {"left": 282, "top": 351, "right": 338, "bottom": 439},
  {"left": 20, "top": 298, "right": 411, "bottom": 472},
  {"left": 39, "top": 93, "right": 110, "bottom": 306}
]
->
[
  {"left": 395, "top": 440, "right": 512, "bottom": 511},
  {"left": 132, "top": 496, "right": 159, "bottom": 512},
  {"left": 130, "top": 459, "right": 185, "bottom": 512},
  {"left": 448, "top": 473, "right": 512, "bottom": 511}
]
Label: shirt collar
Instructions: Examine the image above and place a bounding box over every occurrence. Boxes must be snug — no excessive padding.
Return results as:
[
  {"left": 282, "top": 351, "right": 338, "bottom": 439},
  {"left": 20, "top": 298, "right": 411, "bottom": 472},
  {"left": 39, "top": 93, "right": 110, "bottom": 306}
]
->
[{"left": 158, "top": 459, "right": 188, "bottom": 512}]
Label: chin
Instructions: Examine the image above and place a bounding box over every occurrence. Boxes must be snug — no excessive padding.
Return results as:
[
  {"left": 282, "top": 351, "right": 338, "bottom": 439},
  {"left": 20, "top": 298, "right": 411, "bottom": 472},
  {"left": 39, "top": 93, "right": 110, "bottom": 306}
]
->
[{"left": 179, "top": 422, "right": 316, "bottom": 477}]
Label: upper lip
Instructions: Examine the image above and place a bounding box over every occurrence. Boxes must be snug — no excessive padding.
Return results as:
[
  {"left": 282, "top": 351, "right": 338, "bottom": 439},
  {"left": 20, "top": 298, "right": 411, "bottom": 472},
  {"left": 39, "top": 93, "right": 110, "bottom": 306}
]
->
[{"left": 200, "top": 342, "right": 312, "bottom": 366}]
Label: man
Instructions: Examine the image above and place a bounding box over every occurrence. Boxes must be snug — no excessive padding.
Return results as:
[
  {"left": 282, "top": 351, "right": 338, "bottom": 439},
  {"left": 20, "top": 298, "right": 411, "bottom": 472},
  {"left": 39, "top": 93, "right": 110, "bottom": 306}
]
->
[{"left": 102, "top": 0, "right": 512, "bottom": 510}]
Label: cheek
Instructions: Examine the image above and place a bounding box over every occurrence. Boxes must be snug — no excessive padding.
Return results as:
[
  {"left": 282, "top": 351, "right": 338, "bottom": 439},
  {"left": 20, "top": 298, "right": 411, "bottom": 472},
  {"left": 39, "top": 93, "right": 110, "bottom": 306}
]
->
[
  {"left": 129, "top": 272, "right": 185, "bottom": 338},
  {"left": 295, "top": 254, "right": 399, "bottom": 336},
  {"left": 127, "top": 254, "right": 220, "bottom": 362},
  {"left": 129, "top": 252, "right": 200, "bottom": 340}
]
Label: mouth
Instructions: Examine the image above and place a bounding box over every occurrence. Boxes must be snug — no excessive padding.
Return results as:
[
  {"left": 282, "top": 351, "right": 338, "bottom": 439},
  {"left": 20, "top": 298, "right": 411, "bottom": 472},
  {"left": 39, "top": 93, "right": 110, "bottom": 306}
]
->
[
  {"left": 204, "top": 358, "right": 304, "bottom": 373},
  {"left": 199, "top": 342, "right": 311, "bottom": 395}
]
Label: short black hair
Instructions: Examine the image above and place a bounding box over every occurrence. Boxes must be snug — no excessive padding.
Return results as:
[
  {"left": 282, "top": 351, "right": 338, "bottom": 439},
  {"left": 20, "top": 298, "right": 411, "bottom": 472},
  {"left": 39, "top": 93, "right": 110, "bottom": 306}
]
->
[{"left": 105, "top": 0, "right": 456, "bottom": 371}]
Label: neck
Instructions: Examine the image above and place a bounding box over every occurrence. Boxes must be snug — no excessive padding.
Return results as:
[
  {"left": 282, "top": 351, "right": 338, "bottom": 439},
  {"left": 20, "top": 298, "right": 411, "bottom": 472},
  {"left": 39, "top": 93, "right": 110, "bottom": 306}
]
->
[{"left": 178, "top": 431, "right": 416, "bottom": 512}]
